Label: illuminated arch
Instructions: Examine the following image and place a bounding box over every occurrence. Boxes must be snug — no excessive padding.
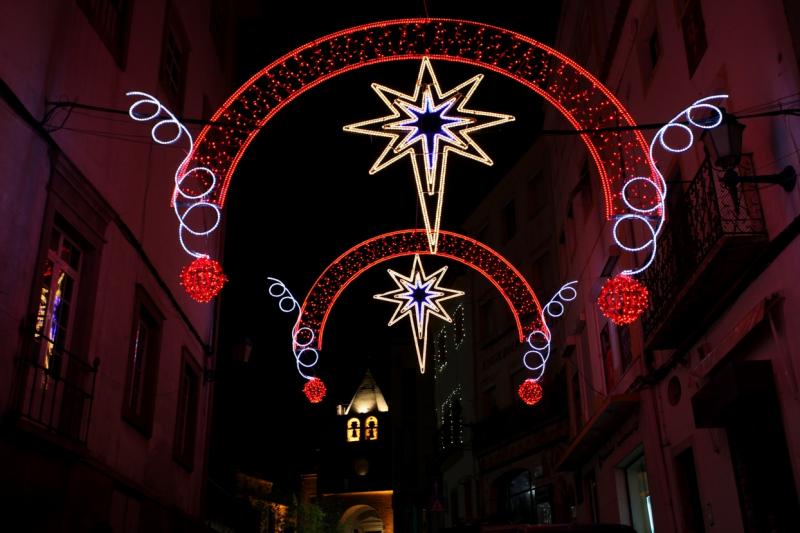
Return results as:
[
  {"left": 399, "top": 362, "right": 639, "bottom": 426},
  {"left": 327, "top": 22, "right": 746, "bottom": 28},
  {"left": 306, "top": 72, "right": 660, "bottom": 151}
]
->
[
  {"left": 185, "top": 18, "right": 656, "bottom": 218},
  {"left": 293, "top": 229, "right": 547, "bottom": 351}
]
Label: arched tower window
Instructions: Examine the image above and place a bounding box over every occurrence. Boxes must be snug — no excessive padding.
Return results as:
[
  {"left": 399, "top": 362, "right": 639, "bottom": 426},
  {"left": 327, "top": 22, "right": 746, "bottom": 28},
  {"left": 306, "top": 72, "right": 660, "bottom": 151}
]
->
[
  {"left": 346, "top": 417, "right": 360, "bottom": 442},
  {"left": 364, "top": 416, "right": 378, "bottom": 441}
]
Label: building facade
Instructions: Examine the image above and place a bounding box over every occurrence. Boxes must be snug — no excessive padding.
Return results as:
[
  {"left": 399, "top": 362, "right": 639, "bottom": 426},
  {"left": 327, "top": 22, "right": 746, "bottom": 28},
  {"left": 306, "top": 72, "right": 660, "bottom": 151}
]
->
[
  {"left": 439, "top": 1, "right": 800, "bottom": 532},
  {"left": 0, "top": 1, "right": 233, "bottom": 530}
]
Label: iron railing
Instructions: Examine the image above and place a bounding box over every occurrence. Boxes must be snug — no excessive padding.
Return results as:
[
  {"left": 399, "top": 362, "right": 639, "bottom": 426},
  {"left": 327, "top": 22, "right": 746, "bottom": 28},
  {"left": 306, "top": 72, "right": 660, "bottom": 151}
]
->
[
  {"left": 12, "top": 334, "right": 99, "bottom": 444},
  {"left": 642, "top": 154, "right": 766, "bottom": 339}
]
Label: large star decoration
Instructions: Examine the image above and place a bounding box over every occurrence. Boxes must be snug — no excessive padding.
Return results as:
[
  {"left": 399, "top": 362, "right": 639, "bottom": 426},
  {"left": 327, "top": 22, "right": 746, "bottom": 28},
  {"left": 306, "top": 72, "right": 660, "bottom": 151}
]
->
[
  {"left": 374, "top": 254, "right": 464, "bottom": 374},
  {"left": 344, "top": 57, "right": 514, "bottom": 253}
]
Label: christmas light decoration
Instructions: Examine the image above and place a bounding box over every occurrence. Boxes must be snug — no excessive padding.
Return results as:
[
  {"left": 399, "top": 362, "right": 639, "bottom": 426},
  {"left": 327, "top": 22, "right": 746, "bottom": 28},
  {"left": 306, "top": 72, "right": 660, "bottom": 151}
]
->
[
  {"left": 344, "top": 57, "right": 514, "bottom": 252},
  {"left": 266, "top": 277, "right": 320, "bottom": 380},
  {"left": 126, "top": 92, "right": 222, "bottom": 262},
  {"left": 294, "top": 229, "right": 546, "bottom": 353},
  {"left": 303, "top": 377, "right": 327, "bottom": 403},
  {"left": 614, "top": 95, "right": 728, "bottom": 276},
  {"left": 182, "top": 18, "right": 655, "bottom": 223},
  {"left": 180, "top": 257, "right": 227, "bottom": 303},
  {"left": 597, "top": 275, "right": 649, "bottom": 325},
  {"left": 374, "top": 255, "right": 464, "bottom": 373},
  {"left": 543, "top": 280, "right": 578, "bottom": 318},
  {"left": 518, "top": 378, "right": 543, "bottom": 406}
]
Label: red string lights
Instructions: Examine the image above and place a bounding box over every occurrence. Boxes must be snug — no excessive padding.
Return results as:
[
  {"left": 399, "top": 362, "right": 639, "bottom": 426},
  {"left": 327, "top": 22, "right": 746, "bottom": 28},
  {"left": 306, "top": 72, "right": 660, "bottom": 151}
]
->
[
  {"left": 180, "top": 257, "right": 228, "bottom": 303},
  {"left": 597, "top": 275, "right": 649, "bottom": 325},
  {"left": 303, "top": 377, "right": 327, "bottom": 403},
  {"left": 518, "top": 379, "right": 543, "bottom": 406},
  {"left": 184, "top": 18, "right": 655, "bottom": 219},
  {"left": 294, "top": 229, "right": 546, "bottom": 350}
]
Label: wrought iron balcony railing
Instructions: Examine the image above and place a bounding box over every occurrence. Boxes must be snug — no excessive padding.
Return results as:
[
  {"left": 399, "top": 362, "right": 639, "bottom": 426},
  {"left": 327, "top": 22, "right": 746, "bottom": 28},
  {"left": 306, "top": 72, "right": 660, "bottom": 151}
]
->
[
  {"left": 642, "top": 154, "right": 766, "bottom": 347},
  {"left": 12, "top": 334, "right": 99, "bottom": 444}
]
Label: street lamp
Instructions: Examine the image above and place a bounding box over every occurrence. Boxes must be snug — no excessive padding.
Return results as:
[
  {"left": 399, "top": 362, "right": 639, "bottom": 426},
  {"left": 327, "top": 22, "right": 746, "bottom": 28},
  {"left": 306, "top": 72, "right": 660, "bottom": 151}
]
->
[{"left": 701, "top": 108, "right": 796, "bottom": 209}]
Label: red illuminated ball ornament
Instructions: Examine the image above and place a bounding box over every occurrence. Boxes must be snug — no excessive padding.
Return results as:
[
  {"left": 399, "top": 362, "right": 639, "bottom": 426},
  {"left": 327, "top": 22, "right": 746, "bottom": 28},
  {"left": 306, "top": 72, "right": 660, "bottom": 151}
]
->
[
  {"left": 518, "top": 378, "right": 543, "bottom": 406},
  {"left": 303, "top": 377, "right": 327, "bottom": 403},
  {"left": 597, "top": 275, "right": 649, "bottom": 325},
  {"left": 180, "top": 257, "right": 227, "bottom": 303}
]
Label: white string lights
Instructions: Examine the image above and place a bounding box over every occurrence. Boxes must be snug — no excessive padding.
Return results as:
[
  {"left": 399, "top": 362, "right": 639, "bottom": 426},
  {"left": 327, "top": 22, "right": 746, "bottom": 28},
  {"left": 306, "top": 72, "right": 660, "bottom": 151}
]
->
[
  {"left": 344, "top": 58, "right": 514, "bottom": 253},
  {"left": 614, "top": 95, "right": 728, "bottom": 276},
  {"left": 374, "top": 255, "right": 464, "bottom": 374},
  {"left": 126, "top": 91, "right": 220, "bottom": 259},
  {"left": 266, "top": 277, "right": 320, "bottom": 380},
  {"left": 523, "top": 281, "right": 578, "bottom": 381}
]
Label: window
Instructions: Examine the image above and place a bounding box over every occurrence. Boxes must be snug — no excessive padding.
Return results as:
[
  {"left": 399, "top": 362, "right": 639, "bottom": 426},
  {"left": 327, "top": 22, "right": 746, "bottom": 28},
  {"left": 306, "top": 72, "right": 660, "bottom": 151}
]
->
[
  {"left": 623, "top": 453, "right": 655, "bottom": 533},
  {"left": 675, "top": 447, "right": 705, "bottom": 533},
  {"left": 174, "top": 348, "right": 201, "bottom": 470},
  {"left": 637, "top": 4, "right": 660, "bottom": 86},
  {"left": 122, "top": 286, "right": 163, "bottom": 435},
  {"left": 500, "top": 470, "right": 553, "bottom": 525},
  {"left": 209, "top": 0, "right": 230, "bottom": 64},
  {"left": 572, "top": 372, "right": 583, "bottom": 433},
  {"left": 527, "top": 172, "right": 547, "bottom": 218},
  {"left": 346, "top": 417, "right": 361, "bottom": 442},
  {"left": 364, "top": 416, "right": 378, "bottom": 441},
  {"left": 501, "top": 200, "right": 517, "bottom": 242},
  {"left": 77, "top": 0, "right": 133, "bottom": 68},
  {"left": 478, "top": 299, "right": 498, "bottom": 343},
  {"left": 159, "top": 2, "right": 190, "bottom": 111},
  {"left": 578, "top": 162, "right": 593, "bottom": 220},
  {"left": 679, "top": 0, "right": 707, "bottom": 77},
  {"left": 619, "top": 325, "right": 633, "bottom": 371},
  {"left": 19, "top": 155, "right": 110, "bottom": 443},
  {"left": 601, "top": 322, "right": 616, "bottom": 393},
  {"left": 34, "top": 224, "right": 83, "bottom": 371}
]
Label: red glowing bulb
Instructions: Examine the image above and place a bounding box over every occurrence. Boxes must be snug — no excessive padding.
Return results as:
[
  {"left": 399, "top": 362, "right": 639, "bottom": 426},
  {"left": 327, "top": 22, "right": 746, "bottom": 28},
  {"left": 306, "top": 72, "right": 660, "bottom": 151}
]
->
[
  {"left": 597, "top": 274, "right": 649, "bottom": 325},
  {"left": 180, "top": 257, "right": 227, "bottom": 303},
  {"left": 303, "top": 377, "right": 327, "bottom": 403},
  {"left": 518, "top": 378, "right": 543, "bottom": 406}
]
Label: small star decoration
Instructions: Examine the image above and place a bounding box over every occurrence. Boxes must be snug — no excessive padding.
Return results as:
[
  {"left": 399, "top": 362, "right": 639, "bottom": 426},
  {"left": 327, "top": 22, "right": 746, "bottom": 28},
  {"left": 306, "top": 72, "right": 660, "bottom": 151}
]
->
[{"left": 374, "top": 254, "right": 463, "bottom": 373}]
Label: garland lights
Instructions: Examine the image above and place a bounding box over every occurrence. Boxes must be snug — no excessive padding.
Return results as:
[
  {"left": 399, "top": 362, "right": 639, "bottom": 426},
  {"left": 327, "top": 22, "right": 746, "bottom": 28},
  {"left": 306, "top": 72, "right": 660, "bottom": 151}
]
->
[
  {"left": 126, "top": 92, "right": 226, "bottom": 302},
  {"left": 518, "top": 378, "right": 544, "bottom": 406},
  {"left": 597, "top": 275, "right": 649, "bottom": 326},
  {"left": 439, "top": 385, "right": 463, "bottom": 449},
  {"left": 344, "top": 57, "right": 514, "bottom": 252},
  {"left": 433, "top": 304, "right": 465, "bottom": 377},
  {"left": 374, "top": 255, "right": 464, "bottom": 373}
]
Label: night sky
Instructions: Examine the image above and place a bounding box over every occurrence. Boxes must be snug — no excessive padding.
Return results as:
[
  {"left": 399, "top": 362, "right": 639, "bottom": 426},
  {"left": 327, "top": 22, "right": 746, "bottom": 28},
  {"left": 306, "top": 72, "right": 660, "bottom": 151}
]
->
[{"left": 210, "top": 1, "right": 562, "bottom": 490}]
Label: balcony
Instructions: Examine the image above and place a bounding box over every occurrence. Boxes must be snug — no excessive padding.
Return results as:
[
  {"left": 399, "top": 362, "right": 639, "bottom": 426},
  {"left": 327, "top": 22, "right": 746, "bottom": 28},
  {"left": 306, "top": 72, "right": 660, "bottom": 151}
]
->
[
  {"left": 12, "top": 334, "right": 99, "bottom": 444},
  {"left": 642, "top": 154, "right": 767, "bottom": 348}
]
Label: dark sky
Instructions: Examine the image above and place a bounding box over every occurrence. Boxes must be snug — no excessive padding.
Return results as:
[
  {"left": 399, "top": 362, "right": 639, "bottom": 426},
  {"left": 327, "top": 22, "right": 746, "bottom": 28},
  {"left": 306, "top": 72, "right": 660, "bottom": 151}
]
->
[{"left": 210, "top": 1, "right": 562, "bottom": 488}]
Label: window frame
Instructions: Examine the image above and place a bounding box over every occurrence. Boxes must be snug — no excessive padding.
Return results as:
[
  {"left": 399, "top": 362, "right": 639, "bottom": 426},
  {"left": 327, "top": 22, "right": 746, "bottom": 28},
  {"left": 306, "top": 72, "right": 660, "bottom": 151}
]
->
[
  {"left": 173, "top": 347, "right": 201, "bottom": 470},
  {"left": 122, "top": 284, "right": 164, "bottom": 436},
  {"left": 77, "top": 0, "right": 134, "bottom": 69}
]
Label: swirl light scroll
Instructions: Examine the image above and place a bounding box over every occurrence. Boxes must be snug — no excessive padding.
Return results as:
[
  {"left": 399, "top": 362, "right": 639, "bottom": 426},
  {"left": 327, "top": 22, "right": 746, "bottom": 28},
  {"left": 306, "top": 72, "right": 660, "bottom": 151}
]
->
[
  {"left": 614, "top": 95, "right": 727, "bottom": 276},
  {"left": 522, "top": 280, "right": 578, "bottom": 381},
  {"left": 266, "top": 277, "right": 320, "bottom": 380},
  {"left": 126, "top": 91, "right": 220, "bottom": 259}
]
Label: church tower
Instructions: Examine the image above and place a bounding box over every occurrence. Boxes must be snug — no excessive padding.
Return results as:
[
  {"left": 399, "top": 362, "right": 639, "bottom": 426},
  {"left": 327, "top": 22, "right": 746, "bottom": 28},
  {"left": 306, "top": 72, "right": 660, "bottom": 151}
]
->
[{"left": 318, "top": 369, "right": 394, "bottom": 532}]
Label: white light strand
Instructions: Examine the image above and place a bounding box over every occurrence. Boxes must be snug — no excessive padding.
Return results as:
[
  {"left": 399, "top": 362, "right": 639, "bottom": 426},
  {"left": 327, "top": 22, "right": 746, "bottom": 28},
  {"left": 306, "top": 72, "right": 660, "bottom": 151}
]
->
[
  {"left": 439, "top": 385, "right": 463, "bottom": 449},
  {"left": 523, "top": 280, "right": 578, "bottom": 381},
  {"left": 126, "top": 91, "right": 220, "bottom": 259},
  {"left": 266, "top": 277, "right": 319, "bottom": 380},
  {"left": 614, "top": 95, "right": 728, "bottom": 276}
]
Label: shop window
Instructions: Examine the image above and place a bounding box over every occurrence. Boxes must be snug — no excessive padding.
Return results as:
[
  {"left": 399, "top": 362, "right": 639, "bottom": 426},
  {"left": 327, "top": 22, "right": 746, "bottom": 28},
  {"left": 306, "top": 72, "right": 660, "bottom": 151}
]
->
[{"left": 623, "top": 453, "right": 655, "bottom": 533}]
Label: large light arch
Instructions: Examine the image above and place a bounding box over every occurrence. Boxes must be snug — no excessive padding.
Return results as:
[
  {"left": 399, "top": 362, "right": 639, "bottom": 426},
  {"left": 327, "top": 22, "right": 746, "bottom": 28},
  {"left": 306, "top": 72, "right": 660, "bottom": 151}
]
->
[
  {"left": 293, "top": 229, "right": 546, "bottom": 351},
  {"left": 184, "top": 18, "right": 656, "bottom": 218}
]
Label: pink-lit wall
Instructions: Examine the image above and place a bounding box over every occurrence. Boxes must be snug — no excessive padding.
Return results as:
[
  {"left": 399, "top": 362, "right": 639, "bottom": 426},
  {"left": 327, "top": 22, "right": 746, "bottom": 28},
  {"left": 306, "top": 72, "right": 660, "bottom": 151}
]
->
[{"left": 0, "top": 0, "right": 233, "bottom": 526}]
